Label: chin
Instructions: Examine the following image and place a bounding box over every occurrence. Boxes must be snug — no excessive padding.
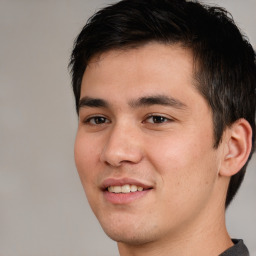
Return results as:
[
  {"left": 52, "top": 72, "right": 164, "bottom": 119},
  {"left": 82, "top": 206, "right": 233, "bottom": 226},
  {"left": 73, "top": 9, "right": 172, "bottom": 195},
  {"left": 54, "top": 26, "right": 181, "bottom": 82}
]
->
[
  {"left": 99, "top": 218, "right": 159, "bottom": 245},
  {"left": 105, "top": 229, "right": 155, "bottom": 245}
]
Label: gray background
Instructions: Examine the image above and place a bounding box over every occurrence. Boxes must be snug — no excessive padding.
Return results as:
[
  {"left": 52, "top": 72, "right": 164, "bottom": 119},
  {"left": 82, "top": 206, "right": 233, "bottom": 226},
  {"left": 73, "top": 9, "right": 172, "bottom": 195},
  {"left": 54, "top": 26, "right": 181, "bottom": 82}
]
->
[{"left": 0, "top": 0, "right": 255, "bottom": 255}]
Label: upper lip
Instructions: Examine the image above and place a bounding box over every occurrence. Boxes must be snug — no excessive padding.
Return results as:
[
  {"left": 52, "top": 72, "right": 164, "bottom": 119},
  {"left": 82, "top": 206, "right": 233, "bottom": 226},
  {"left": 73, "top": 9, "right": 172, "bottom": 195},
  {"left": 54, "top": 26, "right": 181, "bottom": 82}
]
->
[{"left": 101, "top": 177, "right": 153, "bottom": 190}]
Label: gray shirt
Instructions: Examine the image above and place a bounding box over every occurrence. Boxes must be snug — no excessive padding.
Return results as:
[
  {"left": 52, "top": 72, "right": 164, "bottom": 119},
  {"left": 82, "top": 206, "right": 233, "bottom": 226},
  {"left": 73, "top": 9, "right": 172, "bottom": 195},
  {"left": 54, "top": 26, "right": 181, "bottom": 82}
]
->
[{"left": 220, "top": 239, "right": 249, "bottom": 256}]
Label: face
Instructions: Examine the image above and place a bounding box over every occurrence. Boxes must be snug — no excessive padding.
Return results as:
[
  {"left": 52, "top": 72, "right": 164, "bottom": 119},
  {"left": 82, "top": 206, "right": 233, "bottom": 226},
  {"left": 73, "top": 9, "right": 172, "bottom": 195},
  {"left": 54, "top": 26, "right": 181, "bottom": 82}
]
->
[{"left": 75, "top": 43, "right": 225, "bottom": 245}]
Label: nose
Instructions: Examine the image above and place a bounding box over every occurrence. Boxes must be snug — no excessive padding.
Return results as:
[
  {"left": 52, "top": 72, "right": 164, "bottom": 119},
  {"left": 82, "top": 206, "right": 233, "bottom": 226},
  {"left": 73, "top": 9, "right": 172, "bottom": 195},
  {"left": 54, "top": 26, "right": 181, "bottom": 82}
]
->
[{"left": 100, "top": 123, "right": 144, "bottom": 167}]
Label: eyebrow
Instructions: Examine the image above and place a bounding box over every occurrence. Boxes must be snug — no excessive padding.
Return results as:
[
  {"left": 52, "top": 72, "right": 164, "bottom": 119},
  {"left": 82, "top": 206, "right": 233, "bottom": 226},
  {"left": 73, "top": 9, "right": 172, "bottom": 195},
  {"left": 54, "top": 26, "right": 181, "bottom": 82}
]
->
[
  {"left": 79, "top": 97, "right": 109, "bottom": 109},
  {"left": 129, "top": 95, "right": 187, "bottom": 109},
  {"left": 78, "top": 95, "right": 187, "bottom": 111}
]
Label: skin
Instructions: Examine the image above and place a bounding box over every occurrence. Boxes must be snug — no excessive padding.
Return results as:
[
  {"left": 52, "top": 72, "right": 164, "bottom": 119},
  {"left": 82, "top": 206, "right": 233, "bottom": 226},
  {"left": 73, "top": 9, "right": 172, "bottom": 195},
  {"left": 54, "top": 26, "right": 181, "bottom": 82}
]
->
[{"left": 74, "top": 43, "right": 251, "bottom": 256}]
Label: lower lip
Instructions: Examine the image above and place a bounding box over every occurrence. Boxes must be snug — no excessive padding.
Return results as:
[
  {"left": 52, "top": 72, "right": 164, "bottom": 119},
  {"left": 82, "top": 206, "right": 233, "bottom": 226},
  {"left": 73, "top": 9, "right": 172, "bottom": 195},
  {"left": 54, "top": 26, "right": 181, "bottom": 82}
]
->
[{"left": 103, "top": 190, "right": 151, "bottom": 204}]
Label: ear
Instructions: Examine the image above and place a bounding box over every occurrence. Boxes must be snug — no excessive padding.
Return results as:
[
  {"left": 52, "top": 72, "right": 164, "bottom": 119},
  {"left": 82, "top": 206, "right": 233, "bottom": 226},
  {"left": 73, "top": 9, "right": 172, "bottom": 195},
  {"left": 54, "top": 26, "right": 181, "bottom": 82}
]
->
[{"left": 219, "top": 118, "right": 252, "bottom": 177}]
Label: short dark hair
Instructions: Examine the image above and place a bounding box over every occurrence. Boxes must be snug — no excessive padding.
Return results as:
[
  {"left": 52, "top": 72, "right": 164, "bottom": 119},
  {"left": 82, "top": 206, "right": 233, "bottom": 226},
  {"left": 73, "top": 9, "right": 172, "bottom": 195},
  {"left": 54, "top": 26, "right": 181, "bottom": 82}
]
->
[{"left": 69, "top": 0, "right": 256, "bottom": 207}]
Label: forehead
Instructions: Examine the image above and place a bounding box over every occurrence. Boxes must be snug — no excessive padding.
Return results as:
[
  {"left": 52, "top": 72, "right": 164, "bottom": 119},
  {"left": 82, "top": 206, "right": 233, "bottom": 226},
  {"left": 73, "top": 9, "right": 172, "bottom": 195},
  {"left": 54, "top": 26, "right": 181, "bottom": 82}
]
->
[
  {"left": 87, "top": 42, "right": 193, "bottom": 73},
  {"left": 81, "top": 42, "right": 196, "bottom": 97}
]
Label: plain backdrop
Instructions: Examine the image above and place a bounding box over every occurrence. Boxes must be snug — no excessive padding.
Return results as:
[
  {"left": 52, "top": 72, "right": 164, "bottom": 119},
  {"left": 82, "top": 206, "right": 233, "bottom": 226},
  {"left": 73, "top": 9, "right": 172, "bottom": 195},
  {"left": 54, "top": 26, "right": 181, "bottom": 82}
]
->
[{"left": 0, "top": 0, "right": 255, "bottom": 255}]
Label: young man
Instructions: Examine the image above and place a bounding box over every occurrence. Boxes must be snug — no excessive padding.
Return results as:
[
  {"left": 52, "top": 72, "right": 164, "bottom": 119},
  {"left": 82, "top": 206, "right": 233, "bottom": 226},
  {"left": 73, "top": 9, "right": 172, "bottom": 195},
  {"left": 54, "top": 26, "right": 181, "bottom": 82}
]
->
[{"left": 69, "top": 0, "right": 256, "bottom": 255}]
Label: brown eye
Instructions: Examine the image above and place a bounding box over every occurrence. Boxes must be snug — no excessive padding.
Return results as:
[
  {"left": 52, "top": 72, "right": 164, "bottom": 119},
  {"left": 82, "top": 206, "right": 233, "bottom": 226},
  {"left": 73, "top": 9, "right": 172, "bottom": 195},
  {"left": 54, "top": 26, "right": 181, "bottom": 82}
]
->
[
  {"left": 85, "top": 116, "right": 110, "bottom": 125},
  {"left": 146, "top": 115, "right": 171, "bottom": 124}
]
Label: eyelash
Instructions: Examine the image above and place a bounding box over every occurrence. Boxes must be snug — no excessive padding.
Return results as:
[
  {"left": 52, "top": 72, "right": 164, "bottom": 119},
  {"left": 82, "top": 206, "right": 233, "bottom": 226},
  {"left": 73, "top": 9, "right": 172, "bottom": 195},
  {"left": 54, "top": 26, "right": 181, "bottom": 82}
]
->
[
  {"left": 144, "top": 114, "right": 173, "bottom": 124},
  {"left": 83, "top": 114, "right": 173, "bottom": 126},
  {"left": 84, "top": 116, "right": 110, "bottom": 125}
]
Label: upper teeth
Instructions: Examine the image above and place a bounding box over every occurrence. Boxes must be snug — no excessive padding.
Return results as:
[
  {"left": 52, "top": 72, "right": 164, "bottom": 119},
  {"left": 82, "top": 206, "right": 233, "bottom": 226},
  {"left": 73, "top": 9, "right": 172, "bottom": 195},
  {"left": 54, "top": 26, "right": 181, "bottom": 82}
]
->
[{"left": 108, "top": 184, "right": 144, "bottom": 193}]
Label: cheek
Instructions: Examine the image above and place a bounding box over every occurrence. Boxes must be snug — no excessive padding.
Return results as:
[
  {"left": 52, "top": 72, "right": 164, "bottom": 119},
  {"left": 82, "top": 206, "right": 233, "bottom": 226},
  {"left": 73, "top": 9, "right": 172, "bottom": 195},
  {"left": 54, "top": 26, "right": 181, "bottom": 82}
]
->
[
  {"left": 147, "top": 133, "right": 219, "bottom": 198},
  {"left": 148, "top": 134, "right": 212, "bottom": 171},
  {"left": 74, "top": 134, "right": 103, "bottom": 213},
  {"left": 74, "top": 133, "right": 99, "bottom": 186}
]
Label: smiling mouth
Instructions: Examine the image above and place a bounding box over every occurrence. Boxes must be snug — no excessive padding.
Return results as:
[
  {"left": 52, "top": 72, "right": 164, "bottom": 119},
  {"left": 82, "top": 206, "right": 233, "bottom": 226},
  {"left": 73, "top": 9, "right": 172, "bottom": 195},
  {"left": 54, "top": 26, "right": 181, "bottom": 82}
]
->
[
  {"left": 107, "top": 184, "right": 145, "bottom": 193},
  {"left": 103, "top": 182, "right": 153, "bottom": 204}
]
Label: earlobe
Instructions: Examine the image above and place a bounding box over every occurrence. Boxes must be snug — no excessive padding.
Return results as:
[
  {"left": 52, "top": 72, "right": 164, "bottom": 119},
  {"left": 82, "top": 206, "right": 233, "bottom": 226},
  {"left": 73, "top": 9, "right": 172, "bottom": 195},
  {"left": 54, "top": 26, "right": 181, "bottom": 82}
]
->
[{"left": 219, "top": 118, "right": 252, "bottom": 177}]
